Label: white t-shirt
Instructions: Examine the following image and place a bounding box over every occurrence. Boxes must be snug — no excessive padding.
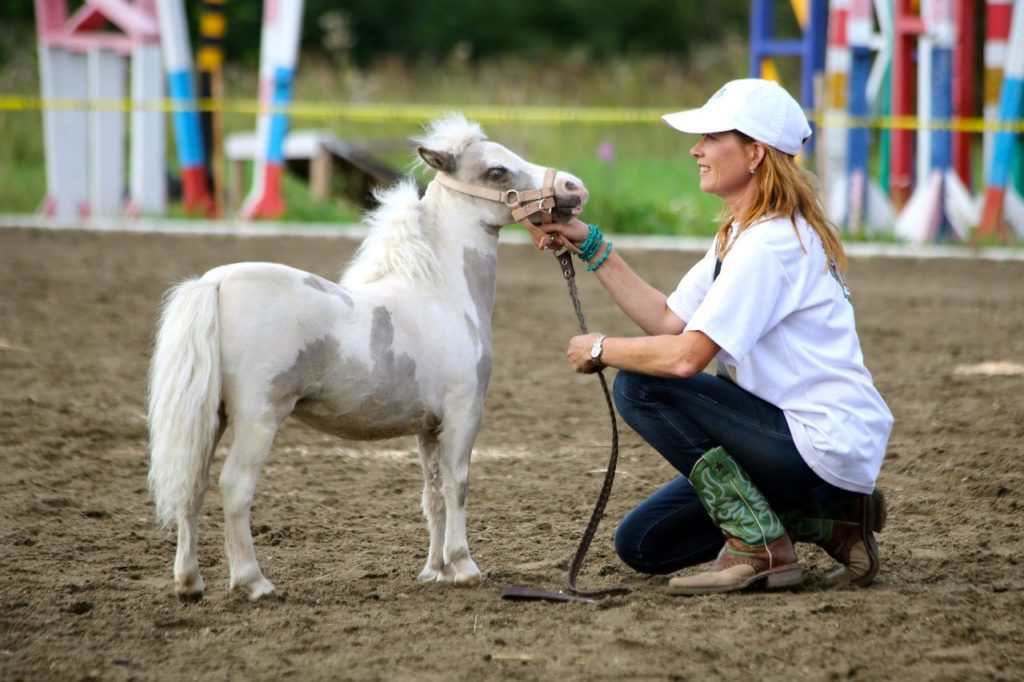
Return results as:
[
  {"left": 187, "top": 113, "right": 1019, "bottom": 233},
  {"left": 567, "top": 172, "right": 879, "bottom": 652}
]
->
[{"left": 665, "top": 215, "right": 892, "bottom": 494}]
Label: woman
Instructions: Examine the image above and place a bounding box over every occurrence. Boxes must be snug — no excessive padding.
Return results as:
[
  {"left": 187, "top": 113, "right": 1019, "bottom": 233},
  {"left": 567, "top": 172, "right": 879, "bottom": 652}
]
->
[{"left": 543, "top": 79, "right": 893, "bottom": 595}]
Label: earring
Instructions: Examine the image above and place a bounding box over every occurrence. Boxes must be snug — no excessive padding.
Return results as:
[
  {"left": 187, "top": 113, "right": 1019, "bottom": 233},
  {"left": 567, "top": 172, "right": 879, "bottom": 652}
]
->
[{"left": 748, "top": 167, "right": 757, "bottom": 175}]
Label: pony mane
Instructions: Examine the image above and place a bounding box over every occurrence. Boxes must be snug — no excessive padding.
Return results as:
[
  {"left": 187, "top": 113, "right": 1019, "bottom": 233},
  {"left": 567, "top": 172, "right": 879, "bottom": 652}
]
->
[
  {"left": 411, "top": 112, "right": 486, "bottom": 166},
  {"left": 342, "top": 179, "right": 442, "bottom": 287}
]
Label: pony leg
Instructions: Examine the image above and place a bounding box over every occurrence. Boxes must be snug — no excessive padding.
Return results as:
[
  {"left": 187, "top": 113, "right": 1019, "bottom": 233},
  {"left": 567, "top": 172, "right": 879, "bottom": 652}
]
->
[
  {"left": 173, "top": 510, "right": 205, "bottom": 600},
  {"left": 438, "top": 424, "right": 482, "bottom": 586},
  {"left": 173, "top": 419, "right": 226, "bottom": 600},
  {"left": 220, "top": 420, "right": 279, "bottom": 600},
  {"left": 416, "top": 433, "right": 448, "bottom": 581}
]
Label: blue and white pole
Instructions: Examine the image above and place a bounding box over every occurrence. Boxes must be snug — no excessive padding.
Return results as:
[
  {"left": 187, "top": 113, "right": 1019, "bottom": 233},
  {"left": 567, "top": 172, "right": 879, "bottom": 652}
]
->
[
  {"left": 980, "top": 0, "right": 1024, "bottom": 237},
  {"left": 241, "top": 0, "right": 305, "bottom": 219},
  {"left": 155, "top": 0, "right": 212, "bottom": 214}
]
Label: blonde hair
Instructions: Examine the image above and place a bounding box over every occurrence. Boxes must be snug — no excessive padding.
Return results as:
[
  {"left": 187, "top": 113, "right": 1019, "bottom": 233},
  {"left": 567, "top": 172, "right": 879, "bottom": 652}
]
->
[{"left": 714, "top": 133, "right": 847, "bottom": 276}]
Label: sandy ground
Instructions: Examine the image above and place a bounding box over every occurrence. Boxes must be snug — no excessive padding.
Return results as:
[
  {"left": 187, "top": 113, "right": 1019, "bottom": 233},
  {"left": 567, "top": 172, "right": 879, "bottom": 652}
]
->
[{"left": 1, "top": 227, "right": 1022, "bottom": 681}]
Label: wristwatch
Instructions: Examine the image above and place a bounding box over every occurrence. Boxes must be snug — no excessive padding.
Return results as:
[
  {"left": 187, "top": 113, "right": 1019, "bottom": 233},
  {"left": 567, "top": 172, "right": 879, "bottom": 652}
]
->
[{"left": 590, "top": 334, "right": 607, "bottom": 369}]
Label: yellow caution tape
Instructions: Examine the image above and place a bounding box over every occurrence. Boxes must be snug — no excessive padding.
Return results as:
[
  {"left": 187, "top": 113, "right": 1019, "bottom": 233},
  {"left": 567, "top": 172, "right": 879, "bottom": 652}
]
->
[{"left": 0, "top": 95, "right": 1022, "bottom": 132}]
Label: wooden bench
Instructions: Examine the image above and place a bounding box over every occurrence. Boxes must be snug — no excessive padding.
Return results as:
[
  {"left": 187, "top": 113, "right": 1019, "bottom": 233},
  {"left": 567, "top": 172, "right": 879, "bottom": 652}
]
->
[{"left": 225, "top": 130, "right": 409, "bottom": 210}]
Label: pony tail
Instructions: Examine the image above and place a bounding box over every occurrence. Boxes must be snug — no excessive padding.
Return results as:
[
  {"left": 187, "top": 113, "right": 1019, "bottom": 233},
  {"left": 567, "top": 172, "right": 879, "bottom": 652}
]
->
[{"left": 147, "top": 279, "right": 223, "bottom": 529}]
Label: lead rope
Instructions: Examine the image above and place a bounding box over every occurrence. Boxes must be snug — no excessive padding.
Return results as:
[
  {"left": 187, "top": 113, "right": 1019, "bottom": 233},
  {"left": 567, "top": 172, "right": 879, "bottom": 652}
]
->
[{"left": 554, "top": 250, "right": 632, "bottom": 599}]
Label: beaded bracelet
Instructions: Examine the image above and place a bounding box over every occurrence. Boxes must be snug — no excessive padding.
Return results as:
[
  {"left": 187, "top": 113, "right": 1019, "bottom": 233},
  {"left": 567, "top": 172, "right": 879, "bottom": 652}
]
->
[
  {"left": 586, "top": 241, "right": 614, "bottom": 272},
  {"left": 577, "top": 224, "right": 604, "bottom": 261}
]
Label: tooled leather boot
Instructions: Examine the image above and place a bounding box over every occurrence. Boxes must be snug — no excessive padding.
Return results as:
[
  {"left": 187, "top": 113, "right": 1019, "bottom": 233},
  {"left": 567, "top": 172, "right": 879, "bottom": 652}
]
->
[
  {"left": 668, "top": 447, "right": 802, "bottom": 596},
  {"left": 819, "top": 489, "right": 887, "bottom": 586},
  {"left": 782, "top": 488, "right": 887, "bottom": 587}
]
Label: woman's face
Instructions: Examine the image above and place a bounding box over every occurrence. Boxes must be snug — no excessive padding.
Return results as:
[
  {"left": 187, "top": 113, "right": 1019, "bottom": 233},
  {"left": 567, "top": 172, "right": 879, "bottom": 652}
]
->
[{"left": 689, "top": 131, "right": 758, "bottom": 210}]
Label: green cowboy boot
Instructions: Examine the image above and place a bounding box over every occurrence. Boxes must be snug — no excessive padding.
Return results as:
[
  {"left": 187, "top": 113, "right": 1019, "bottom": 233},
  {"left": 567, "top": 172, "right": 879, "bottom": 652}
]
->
[
  {"left": 781, "top": 488, "right": 887, "bottom": 587},
  {"left": 668, "top": 447, "right": 802, "bottom": 596}
]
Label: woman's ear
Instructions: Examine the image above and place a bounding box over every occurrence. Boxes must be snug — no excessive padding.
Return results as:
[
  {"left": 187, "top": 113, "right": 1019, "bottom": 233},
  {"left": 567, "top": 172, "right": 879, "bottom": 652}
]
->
[{"left": 748, "top": 141, "right": 767, "bottom": 170}]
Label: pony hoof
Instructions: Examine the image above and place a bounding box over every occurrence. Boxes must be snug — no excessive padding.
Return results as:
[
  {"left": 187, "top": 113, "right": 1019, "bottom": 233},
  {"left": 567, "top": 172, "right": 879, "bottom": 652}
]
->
[
  {"left": 247, "top": 580, "right": 278, "bottom": 601},
  {"left": 231, "top": 575, "right": 277, "bottom": 601},
  {"left": 176, "top": 589, "right": 204, "bottom": 603},
  {"left": 175, "top": 574, "right": 205, "bottom": 601},
  {"left": 417, "top": 567, "right": 442, "bottom": 582},
  {"left": 419, "top": 564, "right": 457, "bottom": 583},
  {"left": 453, "top": 560, "right": 482, "bottom": 587},
  {"left": 454, "top": 571, "right": 482, "bottom": 587}
]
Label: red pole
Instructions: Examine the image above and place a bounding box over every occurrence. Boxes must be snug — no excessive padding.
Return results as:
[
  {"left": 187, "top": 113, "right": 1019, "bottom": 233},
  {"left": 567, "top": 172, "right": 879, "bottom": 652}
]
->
[
  {"left": 952, "top": 0, "right": 976, "bottom": 190},
  {"left": 891, "top": 0, "right": 925, "bottom": 210}
]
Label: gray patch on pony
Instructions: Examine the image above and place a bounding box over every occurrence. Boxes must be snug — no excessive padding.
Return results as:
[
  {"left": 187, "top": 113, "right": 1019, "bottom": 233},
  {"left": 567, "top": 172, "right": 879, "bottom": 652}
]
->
[
  {"left": 462, "top": 248, "right": 496, "bottom": 393},
  {"left": 269, "top": 334, "right": 342, "bottom": 405},
  {"left": 303, "top": 274, "right": 354, "bottom": 307},
  {"left": 357, "top": 306, "right": 428, "bottom": 426}
]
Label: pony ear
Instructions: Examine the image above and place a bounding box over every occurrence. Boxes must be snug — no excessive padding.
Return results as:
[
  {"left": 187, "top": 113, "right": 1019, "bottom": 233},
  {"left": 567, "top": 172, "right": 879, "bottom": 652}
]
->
[{"left": 417, "top": 146, "right": 456, "bottom": 173}]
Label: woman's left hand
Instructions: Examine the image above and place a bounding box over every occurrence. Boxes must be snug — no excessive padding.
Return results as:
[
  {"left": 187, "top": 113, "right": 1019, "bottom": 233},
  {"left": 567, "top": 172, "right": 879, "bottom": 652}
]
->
[{"left": 567, "top": 333, "right": 604, "bottom": 374}]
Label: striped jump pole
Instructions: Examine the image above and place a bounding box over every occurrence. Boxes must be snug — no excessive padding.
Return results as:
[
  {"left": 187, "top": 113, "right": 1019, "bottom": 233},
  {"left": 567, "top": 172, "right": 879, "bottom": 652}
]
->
[
  {"left": 156, "top": 0, "right": 213, "bottom": 215},
  {"left": 894, "top": 0, "right": 977, "bottom": 242},
  {"left": 846, "top": 0, "right": 874, "bottom": 231},
  {"left": 197, "top": 0, "right": 227, "bottom": 218},
  {"left": 822, "top": 0, "right": 851, "bottom": 224},
  {"left": 952, "top": 0, "right": 977, "bottom": 189},
  {"left": 749, "top": 0, "right": 827, "bottom": 154},
  {"left": 979, "top": 0, "right": 1024, "bottom": 237},
  {"left": 241, "top": 0, "right": 306, "bottom": 220},
  {"left": 982, "top": 0, "right": 1012, "bottom": 175},
  {"left": 889, "top": 0, "right": 924, "bottom": 209}
]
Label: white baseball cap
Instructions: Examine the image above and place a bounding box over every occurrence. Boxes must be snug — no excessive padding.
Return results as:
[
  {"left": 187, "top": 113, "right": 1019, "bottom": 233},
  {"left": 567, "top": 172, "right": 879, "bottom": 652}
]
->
[{"left": 662, "top": 79, "right": 812, "bottom": 156}]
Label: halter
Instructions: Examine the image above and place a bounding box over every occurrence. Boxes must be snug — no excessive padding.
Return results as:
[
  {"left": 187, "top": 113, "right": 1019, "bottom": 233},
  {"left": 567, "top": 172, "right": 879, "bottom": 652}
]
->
[{"left": 433, "top": 167, "right": 577, "bottom": 253}]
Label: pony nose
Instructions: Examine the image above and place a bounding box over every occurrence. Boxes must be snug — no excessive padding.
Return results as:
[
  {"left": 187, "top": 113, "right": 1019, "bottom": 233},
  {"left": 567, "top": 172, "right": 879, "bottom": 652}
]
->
[{"left": 556, "top": 174, "right": 589, "bottom": 205}]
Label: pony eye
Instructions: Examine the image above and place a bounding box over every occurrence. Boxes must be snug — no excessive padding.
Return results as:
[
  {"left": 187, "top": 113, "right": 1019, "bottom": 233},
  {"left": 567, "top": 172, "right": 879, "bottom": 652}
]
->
[{"left": 485, "top": 167, "right": 508, "bottom": 182}]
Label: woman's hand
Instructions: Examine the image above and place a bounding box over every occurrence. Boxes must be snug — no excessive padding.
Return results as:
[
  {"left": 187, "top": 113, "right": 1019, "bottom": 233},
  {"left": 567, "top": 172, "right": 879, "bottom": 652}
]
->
[
  {"left": 540, "top": 217, "right": 590, "bottom": 247},
  {"left": 567, "top": 333, "right": 604, "bottom": 374}
]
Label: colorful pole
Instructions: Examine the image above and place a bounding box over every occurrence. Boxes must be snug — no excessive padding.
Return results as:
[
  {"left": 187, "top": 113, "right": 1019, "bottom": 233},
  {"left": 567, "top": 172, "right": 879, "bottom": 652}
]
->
[
  {"left": 890, "top": 0, "right": 924, "bottom": 209},
  {"left": 749, "top": 0, "right": 827, "bottom": 154},
  {"left": 846, "top": 0, "right": 874, "bottom": 231},
  {"left": 822, "top": 0, "right": 850, "bottom": 223},
  {"left": 197, "top": 0, "right": 227, "bottom": 217},
  {"left": 872, "top": 0, "right": 895, "bottom": 197},
  {"left": 951, "top": 0, "right": 976, "bottom": 189},
  {"left": 155, "top": 0, "right": 213, "bottom": 215},
  {"left": 895, "top": 0, "right": 977, "bottom": 242},
  {"left": 241, "top": 0, "right": 305, "bottom": 220},
  {"left": 979, "top": 0, "right": 1024, "bottom": 235},
  {"left": 982, "top": 0, "right": 1011, "bottom": 179},
  {"left": 928, "top": 0, "right": 955, "bottom": 240}
]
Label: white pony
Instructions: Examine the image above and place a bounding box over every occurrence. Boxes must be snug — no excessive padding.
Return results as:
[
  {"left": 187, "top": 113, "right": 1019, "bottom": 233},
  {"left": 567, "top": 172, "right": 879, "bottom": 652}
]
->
[{"left": 148, "top": 113, "right": 588, "bottom": 600}]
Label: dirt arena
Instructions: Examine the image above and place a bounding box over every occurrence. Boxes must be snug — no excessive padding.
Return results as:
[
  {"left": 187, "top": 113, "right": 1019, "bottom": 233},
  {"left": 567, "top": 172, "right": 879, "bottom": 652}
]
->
[{"left": 1, "top": 226, "right": 1022, "bottom": 681}]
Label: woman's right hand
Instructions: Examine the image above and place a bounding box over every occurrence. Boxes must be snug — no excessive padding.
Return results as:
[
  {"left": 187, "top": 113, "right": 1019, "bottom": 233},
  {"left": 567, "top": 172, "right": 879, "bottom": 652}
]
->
[{"left": 540, "top": 217, "right": 590, "bottom": 247}]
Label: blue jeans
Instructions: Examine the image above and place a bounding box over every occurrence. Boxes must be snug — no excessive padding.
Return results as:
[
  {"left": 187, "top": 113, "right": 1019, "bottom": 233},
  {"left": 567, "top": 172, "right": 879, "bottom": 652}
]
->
[{"left": 611, "top": 369, "right": 859, "bottom": 575}]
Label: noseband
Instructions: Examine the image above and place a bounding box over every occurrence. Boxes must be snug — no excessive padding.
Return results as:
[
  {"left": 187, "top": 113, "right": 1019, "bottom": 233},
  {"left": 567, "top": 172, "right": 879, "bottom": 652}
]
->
[{"left": 433, "top": 168, "right": 575, "bottom": 252}]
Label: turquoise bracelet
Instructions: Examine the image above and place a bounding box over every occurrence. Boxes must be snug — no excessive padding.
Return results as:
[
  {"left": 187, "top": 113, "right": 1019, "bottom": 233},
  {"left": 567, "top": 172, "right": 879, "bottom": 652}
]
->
[
  {"left": 578, "top": 224, "right": 604, "bottom": 261},
  {"left": 586, "top": 241, "right": 614, "bottom": 272}
]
